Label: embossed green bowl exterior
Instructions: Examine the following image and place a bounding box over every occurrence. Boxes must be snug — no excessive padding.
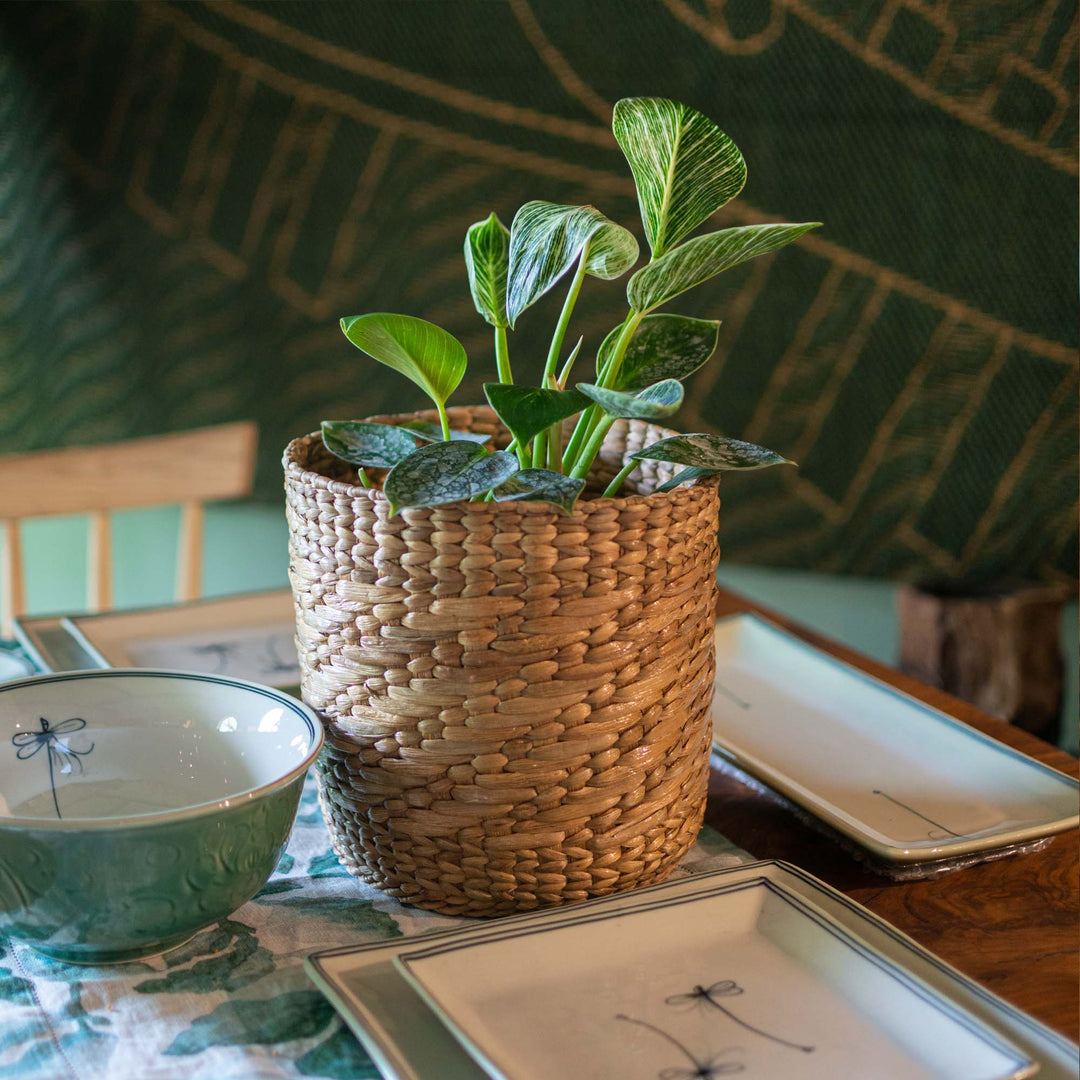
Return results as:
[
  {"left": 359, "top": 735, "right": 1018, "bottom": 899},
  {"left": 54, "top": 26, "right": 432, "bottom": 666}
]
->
[{"left": 0, "top": 669, "right": 322, "bottom": 964}]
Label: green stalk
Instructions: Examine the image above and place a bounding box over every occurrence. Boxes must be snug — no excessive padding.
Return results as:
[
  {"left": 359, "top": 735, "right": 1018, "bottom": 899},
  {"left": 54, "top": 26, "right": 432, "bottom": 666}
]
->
[
  {"left": 436, "top": 401, "right": 451, "bottom": 441},
  {"left": 561, "top": 402, "right": 599, "bottom": 473},
  {"left": 602, "top": 459, "right": 637, "bottom": 497},
  {"left": 532, "top": 430, "right": 547, "bottom": 469},
  {"left": 357, "top": 468, "right": 372, "bottom": 489},
  {"left": 535, "top": 246, "right": 589, "bottom": 473},
  {"left": 569, "top": 415, "right": 616, "bottom": 481},
  {"left": 596, "top": 309, "right": 644, "bottom": 389},
  {"left": 494, "top": 325, "right": 512, "bottom": 384},
  {"left": 543, "top": 247, "right": 589, "bottom": 385},
  {"left": 556, "top": 336, "right": 583, "bottom": 389},
  {"left": 563, "top": 311, "right": 639, "bottom": 474}
]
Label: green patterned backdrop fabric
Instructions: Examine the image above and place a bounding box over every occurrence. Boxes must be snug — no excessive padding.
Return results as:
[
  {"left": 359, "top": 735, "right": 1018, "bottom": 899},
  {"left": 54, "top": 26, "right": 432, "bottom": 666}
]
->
[{"left": 0, "top": 0, "right": 1075, "bottom": 583}]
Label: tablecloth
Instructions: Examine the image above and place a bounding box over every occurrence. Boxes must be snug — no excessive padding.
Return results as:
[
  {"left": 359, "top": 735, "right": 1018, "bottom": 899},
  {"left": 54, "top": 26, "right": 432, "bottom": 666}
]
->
[{"left": 1, "top": 768, "right": 751, "bottom": 1080}]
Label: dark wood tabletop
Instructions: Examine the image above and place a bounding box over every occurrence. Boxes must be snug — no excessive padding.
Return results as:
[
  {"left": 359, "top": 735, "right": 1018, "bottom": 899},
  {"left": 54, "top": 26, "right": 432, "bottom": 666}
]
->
[{"left": 706, "top": 588, "right": 1079, "bottom": 1042}]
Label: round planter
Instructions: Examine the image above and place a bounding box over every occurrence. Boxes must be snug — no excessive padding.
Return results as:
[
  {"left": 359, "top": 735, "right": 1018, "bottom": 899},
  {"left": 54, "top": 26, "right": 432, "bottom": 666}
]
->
[{"left": 283, "top": 405, "right": 720, "bottom": 916}]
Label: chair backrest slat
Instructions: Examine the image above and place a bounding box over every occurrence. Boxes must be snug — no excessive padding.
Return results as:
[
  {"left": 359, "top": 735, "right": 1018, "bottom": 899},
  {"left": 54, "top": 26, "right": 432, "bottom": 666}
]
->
[
  {"left": 87, "top": 509, "right": 113, "bottom": 613},
  {"left": 0, "top": 422, "right": 257, "bottom": 518},
  {"left": 0, "top": 422, "right": 258, "bottom": 636},
  {"left": 1, "top": 520, "right": 25, "bottom": 637},
  {"left": 176, "top": 500, "right": 205, "bottom": 602}
]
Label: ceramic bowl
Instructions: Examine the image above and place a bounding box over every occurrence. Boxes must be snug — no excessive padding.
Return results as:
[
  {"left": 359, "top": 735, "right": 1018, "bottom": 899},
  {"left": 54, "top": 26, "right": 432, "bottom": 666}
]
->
[{"left": 0, "top": 669, "right": 323, "bottom": 963}]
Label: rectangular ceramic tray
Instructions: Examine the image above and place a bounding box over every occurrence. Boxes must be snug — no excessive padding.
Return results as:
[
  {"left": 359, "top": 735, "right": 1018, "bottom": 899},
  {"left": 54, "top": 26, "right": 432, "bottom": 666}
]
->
[
  {"left": 59, "top": 589, "right": 299, "bottom": 689},
  {"left": 711, "top": 613, "right": 1079, "bottom": 864},
  {"left": 13, "top": 614, "right": 100, "bottom": 674},
  {"left": 306, "top": 862, "right": 1078, "bottom": 1080}
]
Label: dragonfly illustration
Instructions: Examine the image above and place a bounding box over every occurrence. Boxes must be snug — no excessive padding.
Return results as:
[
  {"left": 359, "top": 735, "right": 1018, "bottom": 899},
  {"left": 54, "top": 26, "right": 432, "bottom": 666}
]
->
[
  {"left": 12, "top": 716, "right": 94, "bottom": 819},
  {"left": 615, "top": 1014, "right": 744, "bottom": 1078},
  {"left": 666, "top": 980, "right": 814, "bottom": 1053}
]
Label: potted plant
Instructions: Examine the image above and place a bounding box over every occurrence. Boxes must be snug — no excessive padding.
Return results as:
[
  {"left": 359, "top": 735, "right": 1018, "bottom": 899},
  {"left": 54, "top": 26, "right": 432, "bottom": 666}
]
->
[{"left": 284, "top": 97, "right": 819, "bottom": 916}]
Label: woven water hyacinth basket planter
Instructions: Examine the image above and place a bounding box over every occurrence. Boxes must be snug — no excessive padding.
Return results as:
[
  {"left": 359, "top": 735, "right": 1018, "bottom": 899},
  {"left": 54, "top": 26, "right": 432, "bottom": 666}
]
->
[{"left": 283, "top": 405, "right": 720, "bottom": 917}]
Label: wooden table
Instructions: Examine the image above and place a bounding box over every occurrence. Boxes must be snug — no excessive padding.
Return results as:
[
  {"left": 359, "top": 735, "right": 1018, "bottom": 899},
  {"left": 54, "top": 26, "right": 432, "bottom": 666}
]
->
[{"left": 706, "top": 589, "right": 1079, "bottom": 1042}]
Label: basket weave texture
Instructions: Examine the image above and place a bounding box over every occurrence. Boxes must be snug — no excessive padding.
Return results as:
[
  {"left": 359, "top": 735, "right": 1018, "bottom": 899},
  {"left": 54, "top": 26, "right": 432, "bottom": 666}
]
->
[{"left": 283, "top": 406, "right": 721, "bottom": 916}]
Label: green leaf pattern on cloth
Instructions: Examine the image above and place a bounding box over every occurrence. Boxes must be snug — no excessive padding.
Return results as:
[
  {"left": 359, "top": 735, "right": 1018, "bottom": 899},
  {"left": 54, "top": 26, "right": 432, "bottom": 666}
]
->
[{"left": 0, "top": 769, "right": 752, "bottom": 1078}]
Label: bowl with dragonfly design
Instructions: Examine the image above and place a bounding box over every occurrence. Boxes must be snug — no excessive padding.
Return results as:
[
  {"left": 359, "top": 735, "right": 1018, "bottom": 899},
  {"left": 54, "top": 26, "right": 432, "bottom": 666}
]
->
[{"left": 0, "top": 668, "right": 322, "bottom": 963}]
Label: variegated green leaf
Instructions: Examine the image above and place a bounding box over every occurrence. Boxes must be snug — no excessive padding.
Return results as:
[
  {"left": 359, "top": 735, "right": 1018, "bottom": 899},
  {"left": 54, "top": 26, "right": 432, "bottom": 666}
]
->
[
  {"left": 576, "top": 378, "right": 684, "bottom": 420},
  {"left": 493, "top": 469, "right": 585, "bottom": 513},
  {"left": 484, "top": 383, "right": 589, "bottom": 449},
  {"left": 656, "top": 466, "right": 715, "bottom": 493},
  {"left": 506, "top": 201, "right": 638, "bottom": 327},
  {"left": 383, "top": 442, "right": 519, "bottom": 514},
  {"left": 398, "top": 421, "right": 491, "bottom": 444},
  {"left": 613, "top": 96, "right": 746, "bottom": 258},
  {"left": 634, "top": 432, "right": 794, "bottom": 471},
  {"left": 340, "top": 313, "right": 466, "bottom": 407},
  {"left": 597, "top": 314, "right": 720, "bottom": 390},
  {"left": 320, "top": 420, "right": 418, "bottom": 469},
  {"left": 464, "top": 213, "right": 510, "bottom": 328},
  {"left": 628, "top": 222, "right": 821, "bottom": 313}
]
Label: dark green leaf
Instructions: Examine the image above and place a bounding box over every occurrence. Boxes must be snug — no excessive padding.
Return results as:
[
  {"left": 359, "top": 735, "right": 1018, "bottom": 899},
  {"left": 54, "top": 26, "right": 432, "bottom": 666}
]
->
[
  {"left": 493, "top": 469, "right": 585, "bottom": 513},
  {"left": 383, "top": 442, "right": 519, "bottom": 513},
  {"left": 340, "top": 313, "right": 466, "bottom": 407},
  {"left": 597, "top": 314, "right": 720, "bottom": 390},
  {"left": 613, "top": 97, "right": 746, "bottom": 258},
  {"left": 321, "top": 421, "right": 418, "bottom": 469},
  {"left": 576, "top": 379, "right": 684, "bottom": 420},
  {"left": 634, "top": 432, "right": 794, "bottom": 472},
  {"left": 655, "top": 466, "right": 716, "bottom": 492},
  {"left": 397, "top": 422, "right": 491, "bottom": 444},
  {"left": 506, "top": 201, "right": 638, "bottom": 327},
  {"left": 464, "top": 213, "right": 510, "bottom": 328},
  {"left": 484, "top": 383, "right": 589, "bottom": 449},
  {"left": 628, "top": 222, "right": 821, "bottom": 313}
]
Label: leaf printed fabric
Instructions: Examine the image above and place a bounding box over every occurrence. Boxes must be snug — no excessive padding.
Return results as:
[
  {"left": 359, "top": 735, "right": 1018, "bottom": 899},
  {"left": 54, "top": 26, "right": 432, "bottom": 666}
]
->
[{"left": 0, "top": 771, "right": 751, "bottom": 1078}]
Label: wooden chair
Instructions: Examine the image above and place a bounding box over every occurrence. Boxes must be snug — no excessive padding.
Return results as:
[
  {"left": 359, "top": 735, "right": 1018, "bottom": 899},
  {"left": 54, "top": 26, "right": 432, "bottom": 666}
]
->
[{"left": 0, "top": 422, "right": 258, "bottom": 636}]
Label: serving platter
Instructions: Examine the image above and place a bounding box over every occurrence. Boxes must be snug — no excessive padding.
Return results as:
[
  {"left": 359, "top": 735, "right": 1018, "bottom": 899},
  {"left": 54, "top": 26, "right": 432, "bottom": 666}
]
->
[
  {"left": 306, "top": 862, "right": 1078, "bottom": 1080},
  {"left": 711, "top": 613, "right": 1079, "bottom": 863},
  {"left": 60, "top": 588, "right": 298, "bottom": 688}
]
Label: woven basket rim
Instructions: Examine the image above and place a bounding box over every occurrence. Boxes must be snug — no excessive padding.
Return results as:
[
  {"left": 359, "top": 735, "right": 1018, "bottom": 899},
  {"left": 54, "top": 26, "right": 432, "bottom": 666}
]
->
[{"left": 283, "top": 413, "right": 718, "bottom": 514}]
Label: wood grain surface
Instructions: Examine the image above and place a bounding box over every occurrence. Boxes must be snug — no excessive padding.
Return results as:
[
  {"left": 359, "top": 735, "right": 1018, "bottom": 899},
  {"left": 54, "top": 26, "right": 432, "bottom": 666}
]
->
[{"left": 706, "top": 588, "right": 1079, "bottom": 1042}]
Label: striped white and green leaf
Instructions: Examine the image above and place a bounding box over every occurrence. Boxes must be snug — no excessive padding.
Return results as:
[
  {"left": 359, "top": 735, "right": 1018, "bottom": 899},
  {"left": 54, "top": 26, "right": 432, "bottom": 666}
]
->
[
  {"left": 320, "top": 421, "right": 418, "bottom": 469},
  {"left": 464, "top": 213, "right": 510, "bottom": 328},
  {"left": 597, "top": 313, "right": 720, "bottom": 390},
  {"left": 341, "top": 313, "right": 467, "bottom": 410},
  {"left": 576, "top": 378, "right": 684, "bottom": 420},
  {"left": 613, "top": 97, "right": 746, "bottom": 259},
  {"left": 383, "top": 441, "right": 519, "bottom": 514},
  {"left": 635, "top": 432, "right": 795, "bottom": 492},
  {"left": 484, "top": 383, "right": 589, "bottom": 449},
  {"left": 493, "top": 469, "right": 585, "bottom": 513},
  {"left": 628, "top": 222, "right": 821, "bottom": 313},
  {"left": 506, "top": 201, "right": 638, "bottom": 327}
]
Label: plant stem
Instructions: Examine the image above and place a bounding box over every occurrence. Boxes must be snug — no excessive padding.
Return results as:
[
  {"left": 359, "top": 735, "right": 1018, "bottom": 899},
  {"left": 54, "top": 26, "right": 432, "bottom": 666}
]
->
[
  {"left": 596, "top": 309, "right": 643, "bottom": 389},
  {"left": 561, "top": 402, "right": 599, "bottom": 473},
  {"left": 556, "top": 336, "right": 583, "bottom": 389},
  {"left": 534, "top": 245, "right": 589, "bottom": 474},
  {"left": 494, "top": 326, "right": 512, "bottom": 384},
  {"left": 543, "top": 247, "right": 589, "bottom": 385},
  {"left": 602, "top": 459, "right": 637, "bottom": 497},
  {"left": 437, "top": 402, "right": 451, "bottom": 441},
  {"left": 357, "top": 468, "right": 372, "bottom": 489},
  {"left": 532, "top": 429, "right": 547, "bottom": 469},
  {"left": 569, "top": 415, "right": 616, "bottom": 481},
  {"left": 563, "top": 310, "right": 642, "bottom": 475}
]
